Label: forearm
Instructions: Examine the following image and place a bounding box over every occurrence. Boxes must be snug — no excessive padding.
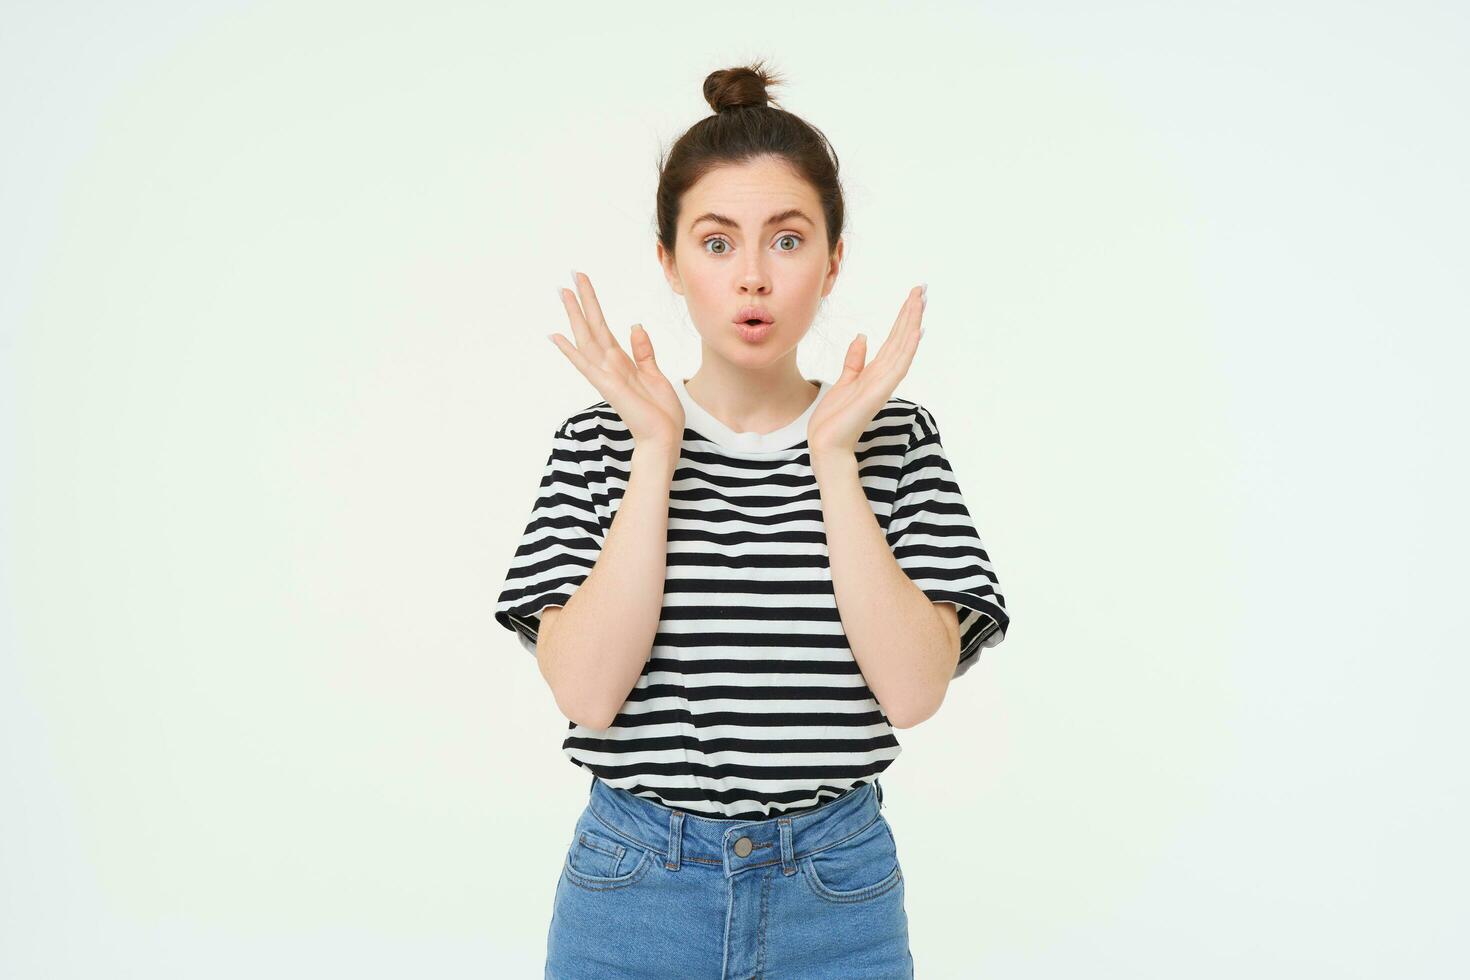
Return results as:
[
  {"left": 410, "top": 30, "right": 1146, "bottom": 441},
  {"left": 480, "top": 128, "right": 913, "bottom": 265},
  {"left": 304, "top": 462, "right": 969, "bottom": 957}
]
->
[
  {"left": 538, "top": 443, "right": 679, "bottom": 729},
  {"left": 811, "top": 450, "right": 957, "bottom": 728}
]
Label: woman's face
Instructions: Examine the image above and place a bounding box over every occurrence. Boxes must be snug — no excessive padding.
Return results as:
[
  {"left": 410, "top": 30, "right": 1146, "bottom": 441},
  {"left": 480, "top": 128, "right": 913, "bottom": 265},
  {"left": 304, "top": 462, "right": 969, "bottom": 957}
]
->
[{"left": 658, "top": 155, "right": 842, "bottom": 367}]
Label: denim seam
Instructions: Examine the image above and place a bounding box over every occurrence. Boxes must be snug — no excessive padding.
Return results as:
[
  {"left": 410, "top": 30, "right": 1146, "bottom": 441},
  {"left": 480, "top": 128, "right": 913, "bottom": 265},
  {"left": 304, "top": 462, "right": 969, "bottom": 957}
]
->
[
  {"left": 802, "top": 857, "right": 904, "bottom": 904},
  {"left": 562, "top": 848, "right": 653, "bottom": 892},
  {"left": 586, "top": 803, "right": 882, "bottom": 866},
  {"left": 577, "top": 831, "right": 625, "bottom": 862}
]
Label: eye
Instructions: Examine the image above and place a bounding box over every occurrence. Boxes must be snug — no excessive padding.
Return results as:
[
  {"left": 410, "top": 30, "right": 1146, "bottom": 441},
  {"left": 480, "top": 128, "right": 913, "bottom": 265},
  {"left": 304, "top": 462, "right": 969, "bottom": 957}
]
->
[{"left": 700, "top": 233, "right": 805, "bottom": 256}]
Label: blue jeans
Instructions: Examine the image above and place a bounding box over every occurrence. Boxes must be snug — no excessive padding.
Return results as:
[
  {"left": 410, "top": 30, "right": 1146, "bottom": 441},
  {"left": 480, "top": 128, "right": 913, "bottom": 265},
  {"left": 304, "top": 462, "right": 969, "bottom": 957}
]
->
[{"left": 545, "top": 775, "right": 914, "bottom": 979}]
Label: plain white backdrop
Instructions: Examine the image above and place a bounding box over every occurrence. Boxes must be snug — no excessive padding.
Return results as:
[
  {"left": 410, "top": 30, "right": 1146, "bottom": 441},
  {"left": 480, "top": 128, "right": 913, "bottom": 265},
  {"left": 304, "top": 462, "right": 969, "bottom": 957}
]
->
[{"left": 3, "top": 1, "right": 1466, "bottom": 977}]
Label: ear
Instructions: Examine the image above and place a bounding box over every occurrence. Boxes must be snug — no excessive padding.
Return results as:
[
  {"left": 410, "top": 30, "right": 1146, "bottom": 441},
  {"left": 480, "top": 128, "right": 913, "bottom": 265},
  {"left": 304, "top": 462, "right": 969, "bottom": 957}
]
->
[
  {"left": 821, "top": 237, "right": 843, "bottom": 298},
  {"left": 656, "top": 240, "right": 684, "bottom": 297}
]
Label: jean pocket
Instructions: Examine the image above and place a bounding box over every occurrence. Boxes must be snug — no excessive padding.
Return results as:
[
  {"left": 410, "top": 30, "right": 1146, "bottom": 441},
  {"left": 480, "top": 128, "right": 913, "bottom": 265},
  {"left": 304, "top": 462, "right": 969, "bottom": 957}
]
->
[
  {"left": 563, "top": 824, "right": 653, "bottom": 891},
  {"left": 802, "top": 815, "right": 903, "bottom": 904}
]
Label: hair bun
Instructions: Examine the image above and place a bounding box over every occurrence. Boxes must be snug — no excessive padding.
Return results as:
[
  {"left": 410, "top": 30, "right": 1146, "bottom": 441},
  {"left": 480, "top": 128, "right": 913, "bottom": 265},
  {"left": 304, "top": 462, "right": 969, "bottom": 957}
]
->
[{"left": 703, "top": 61, "right": 784, "bottom": 113}]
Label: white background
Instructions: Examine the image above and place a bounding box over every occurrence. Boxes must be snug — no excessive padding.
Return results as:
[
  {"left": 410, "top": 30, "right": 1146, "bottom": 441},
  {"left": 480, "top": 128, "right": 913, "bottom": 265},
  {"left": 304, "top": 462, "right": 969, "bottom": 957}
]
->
[{"left": 3, "top": 1, "right": 1466, "bottom": 976}]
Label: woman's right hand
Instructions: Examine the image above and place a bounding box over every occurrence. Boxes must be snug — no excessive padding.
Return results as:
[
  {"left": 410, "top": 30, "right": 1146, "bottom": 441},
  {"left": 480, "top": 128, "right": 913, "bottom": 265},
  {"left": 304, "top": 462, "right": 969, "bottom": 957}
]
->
[{"left": 549, "top": 271, "right": 685, "bottom": 453}]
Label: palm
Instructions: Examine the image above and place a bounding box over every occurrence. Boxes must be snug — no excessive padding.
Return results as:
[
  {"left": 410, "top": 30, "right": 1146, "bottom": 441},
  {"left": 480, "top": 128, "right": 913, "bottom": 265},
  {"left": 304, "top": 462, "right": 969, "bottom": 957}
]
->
[
  {"left": 807, "top": 284, "right": 927, "bottom": 455},
  {"left": 549, "top": 272, "right": 685, "bottom": 449}
]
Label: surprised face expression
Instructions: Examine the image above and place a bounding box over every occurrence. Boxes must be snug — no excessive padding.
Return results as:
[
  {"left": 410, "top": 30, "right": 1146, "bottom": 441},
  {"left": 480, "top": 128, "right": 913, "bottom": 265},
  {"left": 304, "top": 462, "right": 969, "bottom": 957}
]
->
[{"left": 659, "top": 154, "right": 842, "bottom": 368}]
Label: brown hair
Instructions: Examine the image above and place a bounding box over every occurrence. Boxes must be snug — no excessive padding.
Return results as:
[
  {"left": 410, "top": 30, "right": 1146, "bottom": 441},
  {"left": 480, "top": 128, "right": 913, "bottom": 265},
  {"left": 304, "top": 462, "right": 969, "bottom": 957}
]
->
[{"left": 655, "top": 61, "right": 846, "bottom": 257}]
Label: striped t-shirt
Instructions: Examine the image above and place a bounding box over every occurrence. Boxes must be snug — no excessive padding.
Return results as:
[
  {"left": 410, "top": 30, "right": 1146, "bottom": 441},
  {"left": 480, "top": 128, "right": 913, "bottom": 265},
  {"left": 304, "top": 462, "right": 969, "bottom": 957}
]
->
[{"left": 494, "top": 376, "right": 1010, "bottom": 819}]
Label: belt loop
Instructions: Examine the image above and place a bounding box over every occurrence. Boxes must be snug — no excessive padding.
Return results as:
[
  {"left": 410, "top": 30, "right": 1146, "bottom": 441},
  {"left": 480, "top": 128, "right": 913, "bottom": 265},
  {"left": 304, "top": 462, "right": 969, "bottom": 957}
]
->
[
  {"left": 875, "top": 778, "right": 885, "bottom": 809},
  {"left": 778, "top": 817, "right": 796, "bottom": 876},
  {"left": 665, "top": 809, "right": 685, "bottom": 871}
]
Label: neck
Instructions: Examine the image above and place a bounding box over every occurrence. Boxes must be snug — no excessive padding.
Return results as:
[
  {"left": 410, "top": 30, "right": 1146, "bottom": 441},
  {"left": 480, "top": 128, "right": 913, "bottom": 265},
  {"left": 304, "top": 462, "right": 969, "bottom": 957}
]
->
[{"left": 682, "top": 357, "right": 820, "bottom": 435}]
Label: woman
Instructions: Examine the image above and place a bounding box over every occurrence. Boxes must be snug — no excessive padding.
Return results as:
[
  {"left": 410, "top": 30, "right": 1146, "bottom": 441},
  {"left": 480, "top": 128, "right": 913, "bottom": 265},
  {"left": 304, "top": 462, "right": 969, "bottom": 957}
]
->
[{"left": 496, "top": 61, "right": 1010, "bottom": 979}]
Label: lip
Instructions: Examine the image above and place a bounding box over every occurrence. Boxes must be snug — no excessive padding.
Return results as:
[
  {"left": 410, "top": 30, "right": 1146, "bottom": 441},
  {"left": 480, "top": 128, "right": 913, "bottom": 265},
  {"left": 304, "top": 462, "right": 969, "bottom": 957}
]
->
[
  {"left": 734, "top": 321, "right": 773, "bottom": 343},
  {"left": 733, "top": 305, "right": 774, "bottom": 325}
]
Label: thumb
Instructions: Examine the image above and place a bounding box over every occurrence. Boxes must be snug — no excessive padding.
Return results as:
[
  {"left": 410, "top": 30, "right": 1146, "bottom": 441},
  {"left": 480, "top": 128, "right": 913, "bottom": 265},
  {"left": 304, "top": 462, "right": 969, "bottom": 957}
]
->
[
  {"left": 834, "top": 333, "right": 867, "bottom": 385},
  {"left": 630, "top": 324, "right": 656, "bottom": 367}
]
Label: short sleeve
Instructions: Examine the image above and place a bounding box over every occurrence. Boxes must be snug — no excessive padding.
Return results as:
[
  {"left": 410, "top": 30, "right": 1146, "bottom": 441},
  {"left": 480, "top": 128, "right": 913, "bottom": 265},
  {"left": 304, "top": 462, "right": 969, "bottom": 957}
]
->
[
  {"left": 887, "top": 404, "right": 1011, "bottom": 678},
  {"left": 494, "top": 417, "right": 606, "bottom": 656}
]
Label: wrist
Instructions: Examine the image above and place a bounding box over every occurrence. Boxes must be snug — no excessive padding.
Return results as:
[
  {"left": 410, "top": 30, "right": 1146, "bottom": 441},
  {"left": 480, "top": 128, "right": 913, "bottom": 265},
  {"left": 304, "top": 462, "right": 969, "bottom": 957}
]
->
[
  {"left": 809, "top": 447, "right": 858, "bottom": 476},
  {"left": 631, "top": 441, "right": 681, "bottom": 469}
]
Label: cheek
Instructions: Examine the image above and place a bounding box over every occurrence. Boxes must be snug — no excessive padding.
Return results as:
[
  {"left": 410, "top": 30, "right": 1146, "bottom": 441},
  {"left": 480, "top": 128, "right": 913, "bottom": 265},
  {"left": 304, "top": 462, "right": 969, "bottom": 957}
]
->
[
  {"left": 787, "top": 257, "right": 829, "bottom": 292},
  {"left": 678, "top": 264, "right": 718, "bottom": 304},
  {"left": 686, "top": 274, "right": 739, "bottom": 325},
  {"left": 679, "top": 280, "right": 725, "bottom": 334}
]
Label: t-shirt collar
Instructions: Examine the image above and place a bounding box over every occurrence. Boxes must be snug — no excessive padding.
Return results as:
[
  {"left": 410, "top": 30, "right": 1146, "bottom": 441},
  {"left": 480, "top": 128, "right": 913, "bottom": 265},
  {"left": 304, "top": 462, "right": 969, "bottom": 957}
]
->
[{"left": 676, "top": 377, "right": 831, "bottom": 454}]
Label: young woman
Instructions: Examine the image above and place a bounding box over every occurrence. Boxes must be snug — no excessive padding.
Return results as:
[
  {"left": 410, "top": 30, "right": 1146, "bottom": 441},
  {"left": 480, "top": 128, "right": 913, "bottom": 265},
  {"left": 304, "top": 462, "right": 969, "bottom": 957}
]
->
[{"left": 496, "top": 62, "right": 1011, "bottom": 979}]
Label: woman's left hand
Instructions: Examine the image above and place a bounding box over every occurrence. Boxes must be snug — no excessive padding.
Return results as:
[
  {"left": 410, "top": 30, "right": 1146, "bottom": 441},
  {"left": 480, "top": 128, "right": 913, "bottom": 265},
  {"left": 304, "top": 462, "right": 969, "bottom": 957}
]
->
[{"left": 806, "top": 284, "right": 926, "bottom": 458}]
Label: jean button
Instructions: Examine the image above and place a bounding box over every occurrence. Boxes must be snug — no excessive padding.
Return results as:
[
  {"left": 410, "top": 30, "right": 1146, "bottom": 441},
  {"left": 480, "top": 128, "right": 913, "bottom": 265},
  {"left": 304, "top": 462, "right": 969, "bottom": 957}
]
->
[{"left": 733, "top": 836, "right": 753, "bottom": 858}]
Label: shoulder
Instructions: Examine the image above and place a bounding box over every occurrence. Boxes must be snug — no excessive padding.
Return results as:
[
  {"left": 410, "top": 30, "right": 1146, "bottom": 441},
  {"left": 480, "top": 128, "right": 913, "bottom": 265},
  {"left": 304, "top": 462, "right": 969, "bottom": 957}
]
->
[
  {"left": 552, "top": 400, "right": 629, "bottom": 484},
  {"left": 556, "top": 397, "right": 622, "bottom": 441},
  {"left": 881, "top": 395, "right": 939, "bottom": 448}
]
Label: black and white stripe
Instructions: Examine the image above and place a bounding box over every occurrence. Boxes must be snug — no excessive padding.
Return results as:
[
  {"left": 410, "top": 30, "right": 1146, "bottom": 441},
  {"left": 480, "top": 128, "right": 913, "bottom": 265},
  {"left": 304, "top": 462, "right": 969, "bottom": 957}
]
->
[{"left": 495, "top": 382, "right": 1009, "bottom": 819}]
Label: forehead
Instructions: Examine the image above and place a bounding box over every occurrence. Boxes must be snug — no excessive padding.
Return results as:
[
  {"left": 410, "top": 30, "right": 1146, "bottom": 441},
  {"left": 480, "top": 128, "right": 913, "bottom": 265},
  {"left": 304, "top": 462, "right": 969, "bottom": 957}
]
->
[{"left": 682, "top": 156, "right": 821, "bottom": 227}]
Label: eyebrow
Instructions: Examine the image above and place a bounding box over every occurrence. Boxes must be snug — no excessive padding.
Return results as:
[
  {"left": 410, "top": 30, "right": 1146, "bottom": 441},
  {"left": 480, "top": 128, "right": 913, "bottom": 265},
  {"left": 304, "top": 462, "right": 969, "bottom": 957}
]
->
[{"left": 688, "top": 208, "right": 816, "bottom": 233}]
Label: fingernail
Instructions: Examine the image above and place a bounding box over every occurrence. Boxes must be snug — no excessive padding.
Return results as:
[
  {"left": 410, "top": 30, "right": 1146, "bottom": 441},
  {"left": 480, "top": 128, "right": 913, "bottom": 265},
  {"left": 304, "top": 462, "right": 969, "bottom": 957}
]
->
[{"left": 920, "top": 283, "right": 928, "bottom": 307}]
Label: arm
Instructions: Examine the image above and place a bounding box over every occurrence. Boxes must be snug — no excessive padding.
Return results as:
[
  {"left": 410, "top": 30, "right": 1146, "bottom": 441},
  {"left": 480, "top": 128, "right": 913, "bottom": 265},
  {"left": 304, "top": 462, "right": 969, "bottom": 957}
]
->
[
  {"left": 811, "top": 449, "right": 960, "bottom": 729},
  {"left": 536, "top": 442, "right": 680, "bottom": 730}
]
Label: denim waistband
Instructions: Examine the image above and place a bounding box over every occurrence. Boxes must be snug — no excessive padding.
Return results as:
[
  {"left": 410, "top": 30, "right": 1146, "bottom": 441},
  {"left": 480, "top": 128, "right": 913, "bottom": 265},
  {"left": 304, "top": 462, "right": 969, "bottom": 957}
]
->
[{"left": 581, "top": 777, "right": 887, "bottom": 878}]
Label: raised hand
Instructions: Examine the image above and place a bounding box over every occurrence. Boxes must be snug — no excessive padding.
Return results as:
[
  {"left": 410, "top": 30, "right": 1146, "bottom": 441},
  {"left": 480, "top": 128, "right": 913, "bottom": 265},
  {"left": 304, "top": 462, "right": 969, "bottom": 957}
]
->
[
  {"left": 549, "top": 271, "right": 686, "bottom": 452},
  {"left": 806, "top": 284, "right": 926, "bottom": 458}
]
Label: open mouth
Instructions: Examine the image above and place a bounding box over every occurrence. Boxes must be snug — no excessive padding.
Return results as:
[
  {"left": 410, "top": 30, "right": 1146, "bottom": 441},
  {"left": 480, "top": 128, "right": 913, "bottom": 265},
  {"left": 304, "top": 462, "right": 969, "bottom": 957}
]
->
[
  {"left": 734, "top": 306, "right": 774, "bottom": 327},
  {"left": 735, "top": 320, "right": 773, "bottom": 342}
]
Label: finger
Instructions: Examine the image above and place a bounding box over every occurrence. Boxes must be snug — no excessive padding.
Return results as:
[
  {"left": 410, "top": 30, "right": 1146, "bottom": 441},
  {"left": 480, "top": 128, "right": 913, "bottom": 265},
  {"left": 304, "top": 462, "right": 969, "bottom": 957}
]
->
[
  {"left": 870, "top": 285, "right": 924, "bottom": 370},
  {"left": 835, "top": 333, "right": 867, "bottom": 386},
  {"left": 557, "top": 283, "right": 598, "bottom": 351},
  {"left": 892, "top": 306, "right": 923, "bottom": 380},
  {"left": 548, "top": 331, "right": 598, "bottom": 379},
  {"left": 893, "top": 280, "right": 926, "bottom": 363},
  {"left": 570, "top": 271, "right": 621, "bottom": 351},
  {"left": 550, "top": 329, "right": 642, "bottom": 406},
  {"left": 629, "top": 323, "right": 659, "bottom": 371},
  {"left": 911, "top": 283, "right": 926, "bottom": 347},
  {"left": 868, "top": 286, "right": 924, "bottom": 394}
]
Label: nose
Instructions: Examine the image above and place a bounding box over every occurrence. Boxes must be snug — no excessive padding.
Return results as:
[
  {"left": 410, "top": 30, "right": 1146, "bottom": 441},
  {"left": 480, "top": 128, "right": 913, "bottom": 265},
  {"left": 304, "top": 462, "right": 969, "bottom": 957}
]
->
[{"left": 738, "top": 259, "right": 771, "bottom": 295}]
